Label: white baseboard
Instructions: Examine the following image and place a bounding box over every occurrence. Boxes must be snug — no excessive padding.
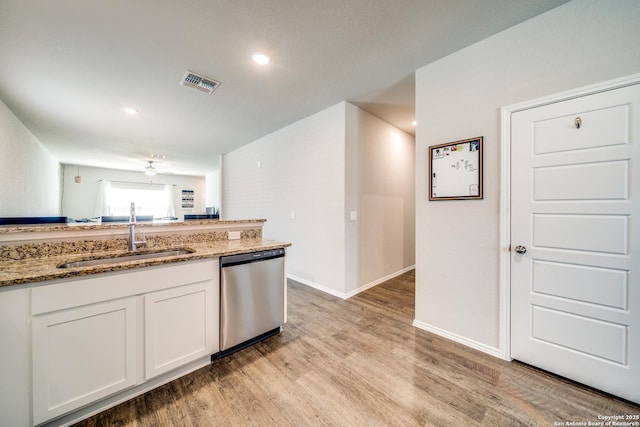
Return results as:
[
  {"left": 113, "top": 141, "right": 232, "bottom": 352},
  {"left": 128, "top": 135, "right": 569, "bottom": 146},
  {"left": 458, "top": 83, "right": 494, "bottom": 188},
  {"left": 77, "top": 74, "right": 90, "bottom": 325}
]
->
[
  {"left": 412, "top": 319, "right": 504, "bottom": 360},
  {"left": 286, "top": 274, "right": 347, "bottom": 299},
  {"left": 288, "top": 265, "right": 415, "bottom": 300},
  {"left": 343, "top": 265, "right": 415, "bottom": 299}
]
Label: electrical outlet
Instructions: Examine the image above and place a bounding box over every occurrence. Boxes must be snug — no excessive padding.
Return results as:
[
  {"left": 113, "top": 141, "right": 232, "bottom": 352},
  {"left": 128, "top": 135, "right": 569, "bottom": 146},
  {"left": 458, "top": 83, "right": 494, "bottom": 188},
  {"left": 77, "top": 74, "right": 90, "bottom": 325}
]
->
[
  {"left": 228, "top": 231, "right": 241, "bottom": 240},
  {"left": 290, "top": 210, "right": 296, "bottom": 219},
  {"left": 350, "top": 211, "right": 358, "bottom": 221}
]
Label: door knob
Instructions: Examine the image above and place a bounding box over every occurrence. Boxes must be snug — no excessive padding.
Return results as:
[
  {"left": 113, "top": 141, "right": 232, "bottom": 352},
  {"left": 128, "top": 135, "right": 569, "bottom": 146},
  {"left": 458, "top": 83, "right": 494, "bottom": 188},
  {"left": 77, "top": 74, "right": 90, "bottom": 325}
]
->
[{"left": 514, "top": 245, "right": 527, "bottom": 254}]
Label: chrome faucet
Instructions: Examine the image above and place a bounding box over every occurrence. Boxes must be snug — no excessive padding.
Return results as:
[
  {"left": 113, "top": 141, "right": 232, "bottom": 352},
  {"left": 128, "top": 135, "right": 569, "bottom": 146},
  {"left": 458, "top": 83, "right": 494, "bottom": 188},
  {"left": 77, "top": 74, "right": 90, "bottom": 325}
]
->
[{"left": 128, "top": 202, "right": 146, "bottom": 251}]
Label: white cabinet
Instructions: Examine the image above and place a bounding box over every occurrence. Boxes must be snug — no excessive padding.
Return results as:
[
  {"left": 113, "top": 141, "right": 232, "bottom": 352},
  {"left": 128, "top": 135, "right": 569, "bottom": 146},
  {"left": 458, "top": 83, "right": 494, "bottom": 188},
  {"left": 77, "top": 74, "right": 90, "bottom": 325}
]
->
[
  {"left": 0, "top": 285, "right": 30, "bottom": 427},
  {"left": 31, "top": 298, "right": 137, "bottom": 425},
  {"left": 145, "top": 281, "right": 218, "bottom": 379},
  {"left": 28, "top": 259, "right": 219, "bottom": 425}
]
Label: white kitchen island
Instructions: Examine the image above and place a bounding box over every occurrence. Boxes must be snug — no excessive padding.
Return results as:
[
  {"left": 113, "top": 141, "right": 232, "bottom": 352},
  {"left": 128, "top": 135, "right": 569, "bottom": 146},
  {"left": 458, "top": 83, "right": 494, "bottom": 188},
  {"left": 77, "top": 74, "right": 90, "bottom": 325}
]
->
[{"left": 0, "top": 219, "right": 289, "bottom": 427}]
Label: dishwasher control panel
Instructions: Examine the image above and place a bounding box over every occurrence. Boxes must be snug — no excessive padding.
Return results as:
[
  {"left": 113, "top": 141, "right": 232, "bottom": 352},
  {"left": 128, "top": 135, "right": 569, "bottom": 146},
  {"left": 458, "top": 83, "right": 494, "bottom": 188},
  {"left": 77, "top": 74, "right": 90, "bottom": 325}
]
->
[{"left": 220, "top": 248, "right": 285, "bottom": 267}]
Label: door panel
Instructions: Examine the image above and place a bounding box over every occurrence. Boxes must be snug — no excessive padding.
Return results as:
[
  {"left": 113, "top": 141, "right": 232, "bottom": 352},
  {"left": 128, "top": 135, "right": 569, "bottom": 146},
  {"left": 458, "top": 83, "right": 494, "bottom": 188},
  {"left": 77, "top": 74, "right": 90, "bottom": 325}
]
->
[
  {"left": 533, "top": 104, "right": 629, "bottom": 154},
  {"left": 532, "top": 214, "right": 628, "bottom": 254},
  {"left": 510, "top": 83, "right": 640, "bottom": 404},
  {"left": 533, "top": 161, "right": 629, "bottom": 200},
  {"left": 532, "top": 261, "right": 627, "bottom": 309},
  {"left": 531, "top": 306, "right": 627, "bottom": 364}
]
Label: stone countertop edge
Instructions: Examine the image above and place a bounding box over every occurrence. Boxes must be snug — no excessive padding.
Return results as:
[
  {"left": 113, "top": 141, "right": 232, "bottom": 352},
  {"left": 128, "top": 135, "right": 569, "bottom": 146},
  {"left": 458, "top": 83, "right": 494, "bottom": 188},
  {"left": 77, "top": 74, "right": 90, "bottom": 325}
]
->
[
  {"left": 0, "top": 238, "right": 291, "bottom": 288},
  {"left": 0, "top": 219, "right": 267, "bottom": 234}
]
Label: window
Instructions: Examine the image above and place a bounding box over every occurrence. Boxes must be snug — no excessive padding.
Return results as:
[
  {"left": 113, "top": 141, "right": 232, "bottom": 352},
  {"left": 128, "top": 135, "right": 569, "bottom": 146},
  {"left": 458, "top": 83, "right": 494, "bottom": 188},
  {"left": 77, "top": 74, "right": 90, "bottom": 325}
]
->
[{"left": 95, "top": 181, "right": 176, "bottom": 219}]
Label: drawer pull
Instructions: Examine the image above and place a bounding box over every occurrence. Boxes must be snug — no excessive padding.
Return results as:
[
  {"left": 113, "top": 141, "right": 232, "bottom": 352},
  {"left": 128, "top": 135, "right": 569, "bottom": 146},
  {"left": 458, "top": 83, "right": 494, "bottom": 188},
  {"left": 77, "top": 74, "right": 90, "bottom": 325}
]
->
[{"left": 574, "top": 116, "right": 582, "bottom": 129}]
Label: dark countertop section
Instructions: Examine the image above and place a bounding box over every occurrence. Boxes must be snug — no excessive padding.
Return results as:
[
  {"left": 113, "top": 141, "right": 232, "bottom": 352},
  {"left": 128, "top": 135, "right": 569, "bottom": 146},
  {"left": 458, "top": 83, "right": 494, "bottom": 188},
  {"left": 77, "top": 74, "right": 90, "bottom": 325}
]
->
[
  {"left": 0, "top": 216, "right": 70, "bottom": 225},
  {"left": 184, "top": 214, "right": 220, "bottom": 220}
]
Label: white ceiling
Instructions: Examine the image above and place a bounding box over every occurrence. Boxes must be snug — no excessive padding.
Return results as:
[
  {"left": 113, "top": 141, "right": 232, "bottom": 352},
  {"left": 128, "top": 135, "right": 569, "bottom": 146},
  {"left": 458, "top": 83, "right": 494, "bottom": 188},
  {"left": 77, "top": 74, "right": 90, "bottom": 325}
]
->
[{"left": 0, "top": 0, "right": 568, "bottom": 176}]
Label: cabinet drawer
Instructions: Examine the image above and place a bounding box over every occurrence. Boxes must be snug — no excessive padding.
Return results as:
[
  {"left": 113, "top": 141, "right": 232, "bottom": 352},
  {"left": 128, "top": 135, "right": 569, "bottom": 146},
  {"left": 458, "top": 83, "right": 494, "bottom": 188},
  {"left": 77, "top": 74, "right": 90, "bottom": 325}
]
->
[{"left": 32, "top": 259, "right": 218, "bottom": 314}]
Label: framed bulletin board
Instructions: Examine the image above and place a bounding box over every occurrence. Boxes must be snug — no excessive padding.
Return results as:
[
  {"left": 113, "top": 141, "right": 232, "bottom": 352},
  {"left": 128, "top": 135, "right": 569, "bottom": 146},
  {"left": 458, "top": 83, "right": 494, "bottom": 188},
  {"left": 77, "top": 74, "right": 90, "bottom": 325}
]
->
[{"left": 429, "top": 136, "right": 483, "bottom": 201}]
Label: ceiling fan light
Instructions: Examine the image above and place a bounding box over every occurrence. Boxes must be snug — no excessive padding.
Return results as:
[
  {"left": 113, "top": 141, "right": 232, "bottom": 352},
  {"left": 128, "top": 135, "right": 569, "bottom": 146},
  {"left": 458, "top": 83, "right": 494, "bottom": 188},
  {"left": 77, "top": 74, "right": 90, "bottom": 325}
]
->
[{"left": 144, "top": 161, "right": 157, "bottom": 176}]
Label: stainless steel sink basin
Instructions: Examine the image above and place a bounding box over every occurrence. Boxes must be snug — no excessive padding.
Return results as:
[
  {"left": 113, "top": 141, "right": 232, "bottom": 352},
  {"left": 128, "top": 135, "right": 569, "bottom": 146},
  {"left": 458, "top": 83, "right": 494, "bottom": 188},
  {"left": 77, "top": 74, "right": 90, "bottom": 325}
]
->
[{"left": 57, "top": 249, "right": 195, "bottom": 268}]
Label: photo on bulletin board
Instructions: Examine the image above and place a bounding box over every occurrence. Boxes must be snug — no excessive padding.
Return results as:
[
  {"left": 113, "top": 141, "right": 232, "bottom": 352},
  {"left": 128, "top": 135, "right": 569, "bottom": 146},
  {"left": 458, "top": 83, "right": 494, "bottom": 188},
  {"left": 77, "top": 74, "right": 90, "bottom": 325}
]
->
[{"left": 429, "top": 136, "right": 483, "bottom": 201}]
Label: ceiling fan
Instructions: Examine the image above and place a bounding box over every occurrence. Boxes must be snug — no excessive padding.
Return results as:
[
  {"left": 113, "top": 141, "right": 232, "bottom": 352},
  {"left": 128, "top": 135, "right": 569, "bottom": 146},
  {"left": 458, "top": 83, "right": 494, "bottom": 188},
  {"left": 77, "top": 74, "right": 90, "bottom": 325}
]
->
[
  {"left": 142, "top": 154, "right": 172, "bottom": 176},
  {"left": 144, "top": 160, "right": 157, "bottom": 176}
]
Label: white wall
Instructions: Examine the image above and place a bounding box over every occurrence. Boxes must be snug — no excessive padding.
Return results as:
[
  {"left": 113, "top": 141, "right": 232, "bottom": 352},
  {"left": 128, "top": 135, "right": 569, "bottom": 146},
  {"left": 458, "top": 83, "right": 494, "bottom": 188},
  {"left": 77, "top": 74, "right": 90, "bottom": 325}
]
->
[
  {"left": 205, "top": 165, "right": 221, "bottom": 214},
  {"left": 223, "top": 103, "right": 347, "bottom": 294},
  {"left": 414, "top": 0, "right": 640, "bottom": 353},
  {"left": 61, "top": 165, "right": 206, "bottom": 220},
  {"left": 345, "top": 103, "right": 415, "bottom": 294},
  {"left": 0, "top": 99, "right": 61, "bottom": 217},
  {"left": 223, "top": 101, "right": 416, "bottom": 297}
]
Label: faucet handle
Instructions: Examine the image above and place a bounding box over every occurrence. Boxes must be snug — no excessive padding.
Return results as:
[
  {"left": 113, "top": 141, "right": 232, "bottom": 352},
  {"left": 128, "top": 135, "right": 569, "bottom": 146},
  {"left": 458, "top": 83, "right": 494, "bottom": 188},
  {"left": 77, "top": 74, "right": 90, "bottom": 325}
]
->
[{"left": 130, "top": 202, "right": 136, "bottom": 223}]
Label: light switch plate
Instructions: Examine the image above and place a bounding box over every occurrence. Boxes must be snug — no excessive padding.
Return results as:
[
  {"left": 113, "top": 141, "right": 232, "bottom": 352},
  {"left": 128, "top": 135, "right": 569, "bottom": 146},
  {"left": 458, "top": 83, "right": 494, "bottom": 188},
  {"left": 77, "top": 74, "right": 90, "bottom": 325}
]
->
[{"left": 350, "top": 211, "right": 358, "bottom": 221}]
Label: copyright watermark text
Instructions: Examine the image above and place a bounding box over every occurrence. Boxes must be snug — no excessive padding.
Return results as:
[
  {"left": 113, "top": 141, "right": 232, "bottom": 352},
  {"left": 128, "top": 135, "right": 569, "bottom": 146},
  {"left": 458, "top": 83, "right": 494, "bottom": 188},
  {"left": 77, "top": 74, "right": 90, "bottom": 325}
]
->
[{"left": 553, "top": 414, "right": 640, "bottom": 426}]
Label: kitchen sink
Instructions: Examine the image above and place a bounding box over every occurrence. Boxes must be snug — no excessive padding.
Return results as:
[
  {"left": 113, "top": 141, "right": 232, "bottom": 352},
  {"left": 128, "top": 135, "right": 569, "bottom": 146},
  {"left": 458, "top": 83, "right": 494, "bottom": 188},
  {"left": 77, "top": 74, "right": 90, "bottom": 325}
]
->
[{"left": 57, "top": 249, "right": 195, "bottom": 268}]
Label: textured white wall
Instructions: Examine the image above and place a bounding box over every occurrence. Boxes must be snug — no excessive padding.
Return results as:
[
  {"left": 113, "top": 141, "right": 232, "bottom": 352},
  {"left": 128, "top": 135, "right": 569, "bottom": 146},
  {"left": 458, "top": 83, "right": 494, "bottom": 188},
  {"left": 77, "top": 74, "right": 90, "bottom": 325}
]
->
[
  {"left": 0, "top": 100, "right": 60, "bottom": 217},
  {"left": 61, "top": 165, "right": 206, "bottom": 220},
  {"left": 415, "top": 0, "right": 640, "bottom": 352},
  {"left": 223, "top": 103, "right": 348, "bottom": 294}
]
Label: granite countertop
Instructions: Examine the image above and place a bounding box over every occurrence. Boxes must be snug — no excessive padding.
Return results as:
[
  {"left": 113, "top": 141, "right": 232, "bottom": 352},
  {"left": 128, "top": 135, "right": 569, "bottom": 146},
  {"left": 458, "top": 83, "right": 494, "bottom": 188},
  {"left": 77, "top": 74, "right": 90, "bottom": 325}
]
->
[
  {"left": 0, "top": 238, "right": 290, "bottom": 287},
  {"left": 0, "top": 218, "right": 266, "bottom": 234}
]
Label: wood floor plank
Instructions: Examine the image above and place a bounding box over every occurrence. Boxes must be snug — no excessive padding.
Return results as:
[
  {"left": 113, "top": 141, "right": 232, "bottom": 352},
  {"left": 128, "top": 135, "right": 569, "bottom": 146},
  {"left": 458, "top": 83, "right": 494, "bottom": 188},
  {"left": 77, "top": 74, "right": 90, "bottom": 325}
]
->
[{"left": 73, "top": 271, "right": 639, "bottom": 427}]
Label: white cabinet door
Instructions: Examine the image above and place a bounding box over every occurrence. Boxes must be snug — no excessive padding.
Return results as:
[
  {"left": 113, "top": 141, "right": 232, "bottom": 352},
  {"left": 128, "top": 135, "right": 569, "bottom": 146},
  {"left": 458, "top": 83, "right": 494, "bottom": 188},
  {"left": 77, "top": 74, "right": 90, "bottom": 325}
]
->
[
  {"left": 32, "top": 298, "right": 137, "bottom": 425},
  {"left": 0, "top": 286, "right": 30, "bottom": 427},
  {"left": 144, "top": 279, "right": 217, "bottom": 379}
]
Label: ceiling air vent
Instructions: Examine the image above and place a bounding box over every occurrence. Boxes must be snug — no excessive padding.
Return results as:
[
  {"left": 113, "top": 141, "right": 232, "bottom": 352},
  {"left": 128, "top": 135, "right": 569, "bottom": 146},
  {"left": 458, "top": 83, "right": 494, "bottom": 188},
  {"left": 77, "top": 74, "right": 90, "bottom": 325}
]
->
[{"left": 179, "top": 71, "right": 221, "bottom": 94}]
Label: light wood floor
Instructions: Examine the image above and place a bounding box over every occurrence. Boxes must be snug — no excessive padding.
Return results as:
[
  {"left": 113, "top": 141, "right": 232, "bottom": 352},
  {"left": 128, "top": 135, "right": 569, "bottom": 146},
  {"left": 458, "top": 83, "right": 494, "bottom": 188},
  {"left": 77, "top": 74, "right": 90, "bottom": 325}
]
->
[{"left": 75, "top": 271, "right": 639, "bottom": 426}]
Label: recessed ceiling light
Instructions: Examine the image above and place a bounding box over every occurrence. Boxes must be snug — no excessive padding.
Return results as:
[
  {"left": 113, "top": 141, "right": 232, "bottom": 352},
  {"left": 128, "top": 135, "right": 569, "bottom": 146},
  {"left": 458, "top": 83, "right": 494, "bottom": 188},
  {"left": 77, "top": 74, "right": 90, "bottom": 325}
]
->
[
  {"left": 251, "top": 52, "right": 271, "bottom": 65},
  {"left": 123, "top": 107, "right": 139, "bottom": 115}
]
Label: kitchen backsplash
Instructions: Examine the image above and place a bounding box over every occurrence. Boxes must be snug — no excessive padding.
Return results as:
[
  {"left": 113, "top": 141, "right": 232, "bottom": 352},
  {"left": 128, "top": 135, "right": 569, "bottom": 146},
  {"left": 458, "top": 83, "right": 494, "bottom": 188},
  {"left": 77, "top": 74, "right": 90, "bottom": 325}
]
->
[{"left": 0, "top": 227, "right": 262, "bottom": 261}]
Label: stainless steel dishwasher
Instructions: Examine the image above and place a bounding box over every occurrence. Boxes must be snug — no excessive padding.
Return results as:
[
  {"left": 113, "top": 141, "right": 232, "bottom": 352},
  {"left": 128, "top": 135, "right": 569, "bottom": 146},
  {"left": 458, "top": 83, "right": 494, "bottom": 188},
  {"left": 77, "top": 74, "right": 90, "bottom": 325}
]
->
[{"left": 218, "top": 248, "right": 285, "bottom": 357}]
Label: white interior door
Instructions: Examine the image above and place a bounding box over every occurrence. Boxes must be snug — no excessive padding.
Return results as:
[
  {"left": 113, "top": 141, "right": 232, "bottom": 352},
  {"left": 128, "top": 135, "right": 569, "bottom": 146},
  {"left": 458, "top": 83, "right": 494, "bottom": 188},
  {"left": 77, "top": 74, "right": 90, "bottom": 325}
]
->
[{"left": 510, "top": 83, "right": 640, "bottom": 404}]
